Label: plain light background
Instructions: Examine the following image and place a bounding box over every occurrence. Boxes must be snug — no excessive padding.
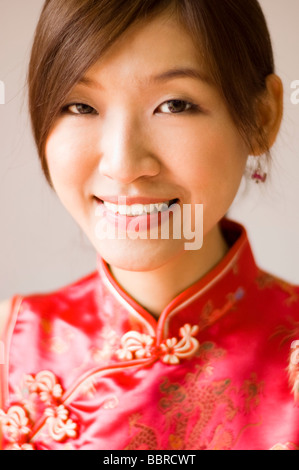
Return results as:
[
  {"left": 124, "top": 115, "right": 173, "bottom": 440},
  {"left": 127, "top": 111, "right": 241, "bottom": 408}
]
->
[{"left": 0, "top": 0, "right": 298, "bottom": 300}]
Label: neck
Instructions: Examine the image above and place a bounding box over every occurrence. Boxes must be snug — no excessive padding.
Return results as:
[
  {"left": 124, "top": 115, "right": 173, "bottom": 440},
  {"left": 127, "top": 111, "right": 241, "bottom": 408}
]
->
[{"left": 109, "top": 223, "right": 229, "bottom": 318}]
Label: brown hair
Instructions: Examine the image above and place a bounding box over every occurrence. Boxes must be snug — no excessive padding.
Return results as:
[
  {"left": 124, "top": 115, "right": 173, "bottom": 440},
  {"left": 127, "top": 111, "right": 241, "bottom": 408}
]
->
[{"left": 28, "top": 0, "right": 275, "bottom": 186}]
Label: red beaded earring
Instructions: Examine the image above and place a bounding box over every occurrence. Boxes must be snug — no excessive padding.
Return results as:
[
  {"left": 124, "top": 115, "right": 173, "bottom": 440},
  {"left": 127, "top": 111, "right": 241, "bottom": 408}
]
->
[{"left": 251, "top": 159, "right": 267, "bottom": 183}]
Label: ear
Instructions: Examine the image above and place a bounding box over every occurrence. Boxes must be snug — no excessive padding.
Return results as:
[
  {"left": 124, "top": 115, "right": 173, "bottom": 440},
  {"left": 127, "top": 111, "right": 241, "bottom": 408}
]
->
[{"left": 251, "top": 74, "right": 284, "bottom": 156}]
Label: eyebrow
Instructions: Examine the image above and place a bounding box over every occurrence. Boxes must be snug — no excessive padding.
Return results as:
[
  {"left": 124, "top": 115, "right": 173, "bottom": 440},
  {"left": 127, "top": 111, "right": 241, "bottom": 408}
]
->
[
  {"left": 150, "top": 67, "right": 213, "bottom": 85},
  {"left": 78, "top": 67, "right": 213, "bottom": 89}
]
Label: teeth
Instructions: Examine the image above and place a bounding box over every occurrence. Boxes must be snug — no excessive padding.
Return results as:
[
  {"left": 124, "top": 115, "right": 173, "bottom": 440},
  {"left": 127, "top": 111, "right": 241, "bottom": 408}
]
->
[{"left": 103, "top": 201, "right": 174, "bottom": 216}]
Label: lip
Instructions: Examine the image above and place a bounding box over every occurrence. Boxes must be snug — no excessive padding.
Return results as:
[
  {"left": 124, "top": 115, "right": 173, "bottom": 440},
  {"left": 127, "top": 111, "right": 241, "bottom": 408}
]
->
[
  {"left": 95, "top": 196, "right": 179, "bottom": 206},
  {"left": 94, "top": 196, "right": 180, "bottom": 233}
]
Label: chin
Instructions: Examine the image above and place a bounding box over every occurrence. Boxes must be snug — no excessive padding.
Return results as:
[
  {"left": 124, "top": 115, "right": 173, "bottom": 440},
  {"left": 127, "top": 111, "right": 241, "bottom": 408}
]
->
[{"left": 94, "top": 237, "right": 185, "bottom": 272}]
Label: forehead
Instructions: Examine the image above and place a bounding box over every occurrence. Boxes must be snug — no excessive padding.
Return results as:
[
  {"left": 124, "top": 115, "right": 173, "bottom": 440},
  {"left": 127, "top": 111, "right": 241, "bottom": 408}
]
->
[{"left": 79, "top": 12, "right": 211, "bottom": 89}]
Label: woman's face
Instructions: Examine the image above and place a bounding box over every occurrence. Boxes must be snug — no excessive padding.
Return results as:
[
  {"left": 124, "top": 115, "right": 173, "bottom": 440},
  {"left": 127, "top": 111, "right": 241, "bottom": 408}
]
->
[{"left": 45, "top": 12, "right": 249, "bottom": 271}]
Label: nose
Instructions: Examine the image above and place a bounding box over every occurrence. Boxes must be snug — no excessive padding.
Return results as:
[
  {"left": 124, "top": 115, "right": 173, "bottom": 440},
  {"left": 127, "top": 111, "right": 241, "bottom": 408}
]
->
[{"left": 98, "top": 112, "right": 160, "bottom": 184}]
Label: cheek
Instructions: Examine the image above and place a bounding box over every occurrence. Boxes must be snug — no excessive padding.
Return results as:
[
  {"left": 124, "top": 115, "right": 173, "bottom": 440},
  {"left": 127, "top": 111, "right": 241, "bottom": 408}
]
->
[
  {"left": 159, "top": 119, "right": 248, "bottom": 198},
  {"left": 45, "top": 124, "right": 96, "bottom": 192},
  {"left": 44, "top": 124, "right": 100, "bottom": 230}
]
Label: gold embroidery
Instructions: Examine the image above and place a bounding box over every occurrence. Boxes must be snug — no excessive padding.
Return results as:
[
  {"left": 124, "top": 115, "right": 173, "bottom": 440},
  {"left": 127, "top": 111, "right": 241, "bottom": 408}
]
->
[
  {"left": 125, "top": 343, "right": 264, "bottom": 450},
  {"left": 256, "top": 272, "right": 299, "bottom": 306},
  {"left": 241, "top": 373, "right": 264, "bottom": 413}
]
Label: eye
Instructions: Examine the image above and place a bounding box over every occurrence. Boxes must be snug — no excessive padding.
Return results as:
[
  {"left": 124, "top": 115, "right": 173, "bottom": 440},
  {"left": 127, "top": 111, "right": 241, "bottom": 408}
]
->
[
  {"left": 64, "top": 103, "right": 97, "bottom": 115},
  {"left": 157, "top": 99, "right": 195, "bottom": 114}
]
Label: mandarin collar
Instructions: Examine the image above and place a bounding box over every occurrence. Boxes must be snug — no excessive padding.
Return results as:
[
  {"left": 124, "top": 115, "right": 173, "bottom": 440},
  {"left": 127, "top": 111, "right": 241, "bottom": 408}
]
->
[{"left": 96, "top": 219, "right": 258, "bottom": 342}]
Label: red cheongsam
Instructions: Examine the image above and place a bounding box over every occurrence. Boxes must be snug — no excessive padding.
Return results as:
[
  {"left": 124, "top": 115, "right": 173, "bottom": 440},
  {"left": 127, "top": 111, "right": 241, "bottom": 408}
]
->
[{"left": 1, "top": 219, "right": 298, "bottom": 450}]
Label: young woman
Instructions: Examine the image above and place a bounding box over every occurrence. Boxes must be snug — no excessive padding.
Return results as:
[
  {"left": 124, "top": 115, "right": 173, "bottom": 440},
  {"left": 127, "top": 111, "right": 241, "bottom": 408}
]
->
[{"left": 0, "top": 0, "right": 298, "bottom": 450}]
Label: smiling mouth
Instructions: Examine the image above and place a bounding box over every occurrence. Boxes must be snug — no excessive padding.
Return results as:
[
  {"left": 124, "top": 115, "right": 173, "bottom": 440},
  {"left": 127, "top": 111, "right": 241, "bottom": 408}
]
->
[{"left": 96, "top": 198, "right": 179, "bottom": 217}]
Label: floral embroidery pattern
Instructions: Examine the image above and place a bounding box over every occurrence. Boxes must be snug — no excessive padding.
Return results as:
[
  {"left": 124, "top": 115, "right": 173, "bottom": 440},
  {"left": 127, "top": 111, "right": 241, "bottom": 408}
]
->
[
  {"left": 115, "top": 324, "right": 199, "bottom": 365},
  {"left": 44, "top": 405, "right": 77, "bottom": 442},
  {"left": 0, "top": 406, "right": 31, "bottom": 445},
  {"left": 160, "top": 324, "right": 200, "bottom": 365},
  {"left": 0, "top": 371, "right": 78, "bottom": 450},
  {"left": 24, "top": 370, "right": 63, "bottom": 404},
  {"left": 116, "top": 332, "right": 155, "bottom": 361}
]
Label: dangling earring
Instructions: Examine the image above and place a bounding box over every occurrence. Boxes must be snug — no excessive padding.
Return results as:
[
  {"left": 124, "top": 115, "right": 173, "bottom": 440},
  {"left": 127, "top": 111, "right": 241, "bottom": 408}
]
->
[{"left": 251, "top": 158, "right": 267, "bottom": 183}]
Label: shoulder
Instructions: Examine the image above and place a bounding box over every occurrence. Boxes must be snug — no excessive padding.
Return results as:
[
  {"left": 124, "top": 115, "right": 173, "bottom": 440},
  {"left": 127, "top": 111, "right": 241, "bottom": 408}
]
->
[
  {"left": 254, "top": 270, "right": 299, "bottom": 312},
  {"left": 0, "top": 299, "right": 12, "bottom": 340},
  {"left": 0, "top": 271, "right": 99, "bottom": 337},
  {"left": 27, "top": 270, "right": 99, "bottom": 309},
  {"left": 11, "top": 270, "right": 100, "bottom": 329}
]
